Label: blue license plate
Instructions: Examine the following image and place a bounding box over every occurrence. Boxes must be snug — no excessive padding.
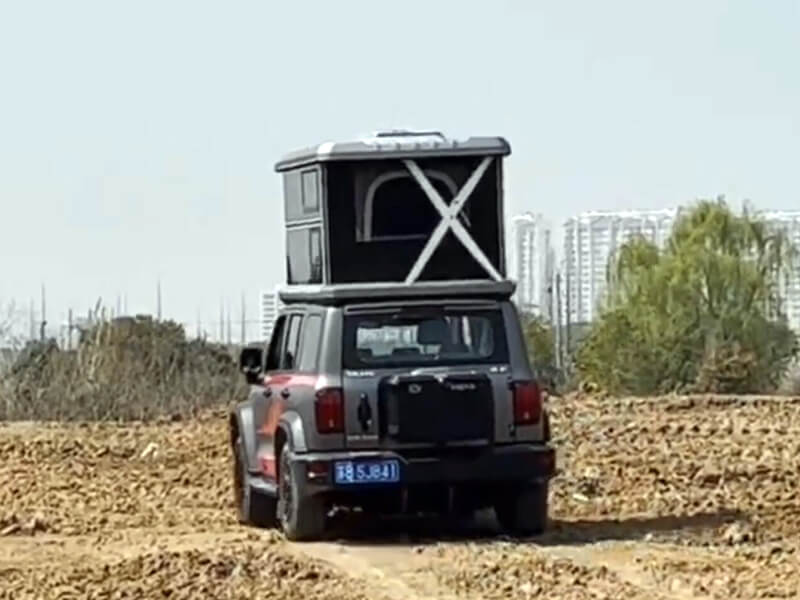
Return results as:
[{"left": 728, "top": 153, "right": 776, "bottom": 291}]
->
[{"left": 333, "top": 459, "right": 400, "bottom": 485}]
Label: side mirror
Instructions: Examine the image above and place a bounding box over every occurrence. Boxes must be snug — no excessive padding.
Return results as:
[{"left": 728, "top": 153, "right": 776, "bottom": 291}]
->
[{"left": 239, "top": 346, "right": 264, "bottom": 385}]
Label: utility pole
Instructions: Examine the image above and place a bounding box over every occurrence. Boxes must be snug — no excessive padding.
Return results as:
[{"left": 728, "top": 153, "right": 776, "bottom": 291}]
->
[
  {"left": 240, "top": 292, "right": 246, "bottom": 345},
  {"left": 564, "top": 271, "right": 571, "bottom": 374},
  {"left": 156, "top": 280, "right": 162, "bottom": 320},
  {"left": 554, "top": 272, "right": 562, "bottom": 370},
  {"left": 39, "top": 284, "right": 46, "bottom": 341},
  {"left": 67, "top": 309, "right": 73, "bottom": 350},
  {"left": 29, "top": 298, "right": 35, "bottom": 341},
  {"left": 219, "top": 300, "right": 224, "bottom": 343},
  {"left": 226, "top": 303, "right": 232, "bottom": 345}
]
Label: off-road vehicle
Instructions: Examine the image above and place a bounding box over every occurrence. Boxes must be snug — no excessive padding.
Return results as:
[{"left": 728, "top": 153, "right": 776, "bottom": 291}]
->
[{"left": 229, "top": 130, "right": 555, "bottom": 541}]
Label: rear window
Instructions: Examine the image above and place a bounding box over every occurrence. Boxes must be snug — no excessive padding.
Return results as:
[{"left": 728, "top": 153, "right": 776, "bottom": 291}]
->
[{"left": 342, "top": 309, "right": 508, "bottom": 369}]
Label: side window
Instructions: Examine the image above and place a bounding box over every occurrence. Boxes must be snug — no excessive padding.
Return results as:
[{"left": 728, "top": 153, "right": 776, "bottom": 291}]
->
[
  {"left": 265, "top": 315, "right": 287, "bottom": 371},
  {"left": 286, "top": 227, "right": 323, "bottom": 284},
  {"left": 301, "top": 169, "right": 319, "bottom": 213},
  {"left": 282, "top": 315, "right": 303, "bottom": 371},
  {"left": 297, "top": 315, "right": 322, "bottom": 372},
  {"left": 283, "top": 171, "right": 303, "bottom": 222},
  {"left": 284, "top": 168, "right": 320, "bottom": 221},
  {"left": 309, "top": 227, "right": 322, "bottom": 282}
]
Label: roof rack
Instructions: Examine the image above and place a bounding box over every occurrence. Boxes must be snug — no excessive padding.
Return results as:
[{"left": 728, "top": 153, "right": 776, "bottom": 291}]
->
[{"left": 274, "top": 130, "right": 510, "bottom": 172}]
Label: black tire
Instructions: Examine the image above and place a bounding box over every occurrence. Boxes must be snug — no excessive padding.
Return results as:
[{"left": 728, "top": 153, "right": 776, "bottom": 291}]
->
[
  {"left": 233, "top": 436, "right": 277, "bottom": 528},
  {"left": 494, "top": 482, "right": 549, "bottom": 536},
  {"left": 277, "top": 448, "right": 326, "bottom": 541}
]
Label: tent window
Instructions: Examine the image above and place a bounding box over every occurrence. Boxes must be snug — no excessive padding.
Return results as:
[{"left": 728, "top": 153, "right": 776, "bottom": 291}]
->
[
  {"left": 286, "top": 226, "right": 323, "bottom": 284},
  {"left": 284, "top": 168, "right": 320, "bottom": 221},
  {"left": 356, "top": 170, "right": 470, "bottom": 242},
  {"left": 301, "top": 169, "right": 319, "bottom": 213}
]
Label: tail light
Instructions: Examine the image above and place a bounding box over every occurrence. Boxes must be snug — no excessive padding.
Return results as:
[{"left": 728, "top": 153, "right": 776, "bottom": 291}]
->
[
  {"left": 315, "top": 387, "right": 344, "bottom": 434},
  {"left": 512, "top": 380, "right": 542, "bottom": 425}
]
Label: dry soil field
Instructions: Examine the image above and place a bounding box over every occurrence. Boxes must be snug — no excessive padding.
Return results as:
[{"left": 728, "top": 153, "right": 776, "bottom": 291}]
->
[{"left": 1, "top": 394, "right": 799, "bottom": 599}]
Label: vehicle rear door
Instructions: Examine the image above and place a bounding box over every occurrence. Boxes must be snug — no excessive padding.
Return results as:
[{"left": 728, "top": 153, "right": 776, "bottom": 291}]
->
[{"left": 341, "top": 302, "right": 513, "bottom": 451}]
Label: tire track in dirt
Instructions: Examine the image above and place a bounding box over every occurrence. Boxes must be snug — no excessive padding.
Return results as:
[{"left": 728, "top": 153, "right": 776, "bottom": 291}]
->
[
  {"left": 287, "top": 541, "right": 451, "bottom": 600},
  {"left": 289, "top": 536, "right": 719, "bottom": 600},
  {"left": 282, "top": 510, "right": 718, "bottom": 600}
]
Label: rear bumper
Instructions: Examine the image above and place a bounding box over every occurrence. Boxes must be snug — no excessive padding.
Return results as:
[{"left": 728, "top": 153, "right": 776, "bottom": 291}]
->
[{"left": 289, "top": 443, "right": 556, "bottom": 493}]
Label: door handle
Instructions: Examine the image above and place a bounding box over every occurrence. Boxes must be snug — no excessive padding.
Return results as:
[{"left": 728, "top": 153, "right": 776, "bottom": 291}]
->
[{"left": 280, "top": 388, "right": 291, "bottom": 399}]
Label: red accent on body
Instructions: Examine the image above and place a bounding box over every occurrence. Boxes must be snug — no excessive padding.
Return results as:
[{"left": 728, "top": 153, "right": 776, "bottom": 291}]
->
[
  {"left": 258, "top": 374, "right": 320, "bottom": 438},
  {"left": 256, "top": 374, "right": 322, "bottom": 479},
  {"left": 262, "top": 373, "right": 319, "bottom": 389},
  {"left": 260, "top": 456, "right": 276, "bottom": 478},
  {"left": 259, "top": 399, "right": 285, "bottom": 438}
]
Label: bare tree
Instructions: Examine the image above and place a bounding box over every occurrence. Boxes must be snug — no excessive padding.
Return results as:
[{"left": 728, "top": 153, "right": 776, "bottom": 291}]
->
[
  {"left": 0, "top": 300, "right": 24, "bottom": 376},
  {"left": 0, "top": 301, "right": 22, "bottom": 346}
]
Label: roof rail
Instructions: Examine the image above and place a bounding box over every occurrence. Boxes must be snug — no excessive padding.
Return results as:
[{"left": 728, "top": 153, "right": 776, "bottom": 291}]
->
[
  {"left": 372, "top": 129, "right": 446, "bottom": 139},
  {"left": 278, "top": 279, "right": 516, "bottom": 307}
]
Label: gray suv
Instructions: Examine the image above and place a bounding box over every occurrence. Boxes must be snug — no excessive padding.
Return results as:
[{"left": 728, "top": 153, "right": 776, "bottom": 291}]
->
[
  {"left": 230, "top": 129, "right": 555, "bottom": 541},
  {"left": 230, "top": 281, "right": 555, "bottom": 541}
]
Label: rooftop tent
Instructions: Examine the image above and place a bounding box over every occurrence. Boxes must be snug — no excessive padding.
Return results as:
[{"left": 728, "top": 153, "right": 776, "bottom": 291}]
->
[{"left": 274, "top": 131, "right": 511, "bottom": 290}]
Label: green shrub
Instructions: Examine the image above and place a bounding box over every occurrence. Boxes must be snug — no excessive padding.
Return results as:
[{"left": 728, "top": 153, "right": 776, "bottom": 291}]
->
[{"left": 576, "top": 198, "right": 799, "bottom": 395}]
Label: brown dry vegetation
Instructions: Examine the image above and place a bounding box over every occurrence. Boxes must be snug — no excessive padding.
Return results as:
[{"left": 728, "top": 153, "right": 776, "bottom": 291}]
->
[
  {"left": 0, "top": 317, "right": 246, "bottom": 422},
  {"left": 1, "top": 393, "right": 799, "bottom": 599}
]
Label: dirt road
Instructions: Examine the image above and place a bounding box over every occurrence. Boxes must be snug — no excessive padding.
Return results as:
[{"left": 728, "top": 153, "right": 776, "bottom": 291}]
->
[{"left": 2, "top": 394, "right": 799, "bottom": 599}]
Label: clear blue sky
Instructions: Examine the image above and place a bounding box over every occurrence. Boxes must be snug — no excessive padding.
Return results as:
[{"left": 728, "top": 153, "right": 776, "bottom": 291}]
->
[{"left": 1, "top": 0, "right": 798, "bottom": 338}]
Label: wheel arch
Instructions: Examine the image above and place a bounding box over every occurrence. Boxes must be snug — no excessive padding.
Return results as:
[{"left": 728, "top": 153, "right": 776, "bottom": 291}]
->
[
  {"left": 229, "top": 404, "right": 259, "bottom": 473},
  {"left": 276, "top": 410, "right": 308, "bottom": 455}
]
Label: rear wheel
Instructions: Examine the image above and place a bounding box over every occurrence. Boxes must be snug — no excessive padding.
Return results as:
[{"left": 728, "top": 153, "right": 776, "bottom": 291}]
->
[
  {"left": 494, "top": 482, "right": 548, "bottom": 536},
  {"left": 233, "top": 436, "right": 277, "bottom": 528},
  {"left": 277, "top": 448, "right": 326, "bottom": 541}
]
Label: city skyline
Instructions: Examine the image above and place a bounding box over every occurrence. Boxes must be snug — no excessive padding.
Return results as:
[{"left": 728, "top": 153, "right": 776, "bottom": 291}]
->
[
  {"left": 520, "top": 203, "right": 800, "bottom": 332},
  {"left": 561, "top": 207, "right": 679, "bottom": 324},
  {"left": 5, "top": 197, "right": 800, "bottom": 347},
  {"left": 510, "top": 213, "right": 554, "bottom": 319}
]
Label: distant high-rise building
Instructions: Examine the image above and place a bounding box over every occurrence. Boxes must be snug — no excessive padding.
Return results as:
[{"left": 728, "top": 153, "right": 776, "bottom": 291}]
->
[
  {"left": 563, "top": 208, "right": 679, "bottom": 324},
  {"left": 260, "top": 286, "right": 283, "bottom": 341},
  {"left": 511, "top": 213, "right": 554, "bottom": 319},
  {"left": 756, "top": 210, "right": 800, "bottom": 331}
]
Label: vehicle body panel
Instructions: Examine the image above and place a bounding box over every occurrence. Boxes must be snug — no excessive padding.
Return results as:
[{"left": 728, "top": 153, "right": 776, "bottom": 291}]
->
[{"left": 234, "top": 296, "right": 550, "bottom": 481}]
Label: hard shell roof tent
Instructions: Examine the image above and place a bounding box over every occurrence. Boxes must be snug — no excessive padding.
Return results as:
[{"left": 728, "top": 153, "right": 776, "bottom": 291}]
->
[{"left": 275, "top": 130, "right": 515, "bottom": 305}]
